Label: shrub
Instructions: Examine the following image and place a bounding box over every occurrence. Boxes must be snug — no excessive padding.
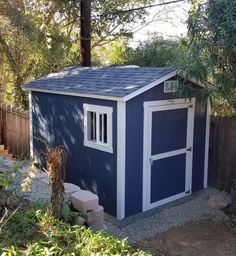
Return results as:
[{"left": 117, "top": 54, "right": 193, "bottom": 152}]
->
[{"left": 0, "top": 202, "right": 150, "bottom": 255}]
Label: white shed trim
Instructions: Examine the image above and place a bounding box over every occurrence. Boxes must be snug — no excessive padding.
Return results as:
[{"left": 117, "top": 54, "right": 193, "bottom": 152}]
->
[
  {"left": 29, "top": 91, "right": 33, "bottom": 158},
  {"left": 24, "top": 88, "right": 122, "bottom": 102},
  {"left": 123, "top": 70, "right": 177, "bottom": 101},
  {"left": 116, "top": 101, "right": 126, "bottom": 220}
]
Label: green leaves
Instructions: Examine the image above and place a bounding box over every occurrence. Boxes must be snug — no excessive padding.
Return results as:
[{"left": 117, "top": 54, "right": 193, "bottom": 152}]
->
[
  {"left": 0, "top": 203, "right": 151, "bottom": 255},
  {"left": 183, "top": 0, "right": 236, "bottom": 111},
  {"left": 121, "top": 36, "right": 184, "bottom": 67}
]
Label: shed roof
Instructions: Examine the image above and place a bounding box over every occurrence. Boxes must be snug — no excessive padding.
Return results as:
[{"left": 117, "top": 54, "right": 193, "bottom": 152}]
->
[{"left": 23, "top": 66, "right": 177, "bottom": 101}]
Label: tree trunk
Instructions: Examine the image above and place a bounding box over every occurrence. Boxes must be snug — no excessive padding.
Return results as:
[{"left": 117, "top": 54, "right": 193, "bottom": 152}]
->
[
  {"left": 46, "top": 145, "right": 67, "bottom": 219},
  {"left": 80, "top": 0, "right": 91, "bottom": 67}
]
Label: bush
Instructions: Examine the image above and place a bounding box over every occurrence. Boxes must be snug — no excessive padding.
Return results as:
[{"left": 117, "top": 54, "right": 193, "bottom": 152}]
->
[{"left": 0, "top": 202, "right": 150, "bottom": 255}]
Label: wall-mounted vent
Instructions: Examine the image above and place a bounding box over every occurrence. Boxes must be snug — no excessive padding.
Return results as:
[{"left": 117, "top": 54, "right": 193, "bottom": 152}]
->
[{"left": 164, "top": 80, "right": 179, "bottom": 93}]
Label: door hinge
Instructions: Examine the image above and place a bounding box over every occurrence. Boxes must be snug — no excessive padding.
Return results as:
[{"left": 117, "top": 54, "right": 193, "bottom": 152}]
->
[
  {"left": 186, "top": 147, "right": 192, "bottom": 152},
  {"left": 189, "top": 104, "right": 193, "bottom": 108}
]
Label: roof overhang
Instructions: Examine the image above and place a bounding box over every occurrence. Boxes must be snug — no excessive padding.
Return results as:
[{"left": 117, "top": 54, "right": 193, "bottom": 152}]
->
[{"left": 23, "top": 69, "right": 206, "bottom": 102}]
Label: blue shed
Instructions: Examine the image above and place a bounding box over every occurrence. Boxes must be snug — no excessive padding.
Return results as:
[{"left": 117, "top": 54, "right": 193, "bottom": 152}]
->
[{"left": 23, "top": 66, "right": 210, "bottom": 220}]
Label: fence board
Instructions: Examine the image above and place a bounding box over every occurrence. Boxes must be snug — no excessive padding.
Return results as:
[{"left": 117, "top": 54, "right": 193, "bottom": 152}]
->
[
  {"left": 0, "top": 104, "right": 30, "bottom": 157},
  {"left": 208, "top": 116, "right": 236, "bottom": 192}
]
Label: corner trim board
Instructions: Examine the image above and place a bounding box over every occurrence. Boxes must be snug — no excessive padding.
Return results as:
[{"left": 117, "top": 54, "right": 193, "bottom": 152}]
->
[
  {"left": 29, "top": 91, "right": 33, "bottom": 158},
  {"left": 116, "top": 101, "right": 126, "bottom": 220},
  {"left": 204, "top": 99, "right": 211, "bottom": 188}
]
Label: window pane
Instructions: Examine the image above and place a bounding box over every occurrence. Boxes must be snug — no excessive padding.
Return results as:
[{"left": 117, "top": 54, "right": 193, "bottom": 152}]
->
[
  {"left": 99, "top": 114, "right": 103, "bottom": 142},
  {"left": 88, "top": 111, "right": 96, "bottom": 141},
  {"left": 104, "top": 114, "right": 107, "bottom": 143}
]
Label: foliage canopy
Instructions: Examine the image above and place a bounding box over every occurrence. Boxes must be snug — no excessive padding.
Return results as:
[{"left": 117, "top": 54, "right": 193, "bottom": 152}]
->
[
  {"left": 181, "top": 0, "right": 236, "bottom": 110},
  {"left": 0, "top": 0, "right": 153, "bottom": 109}
]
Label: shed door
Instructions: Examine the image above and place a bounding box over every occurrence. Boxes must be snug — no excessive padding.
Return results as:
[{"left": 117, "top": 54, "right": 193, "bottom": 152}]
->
[{"left": 143, "top": 99, "right": 195, "bottom": 211}]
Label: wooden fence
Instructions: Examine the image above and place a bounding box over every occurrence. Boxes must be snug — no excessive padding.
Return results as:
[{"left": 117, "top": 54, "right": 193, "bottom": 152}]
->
[
  {"left": 208, "top": 116, "right": 236, "bottom": 192},
  {"left": 0, "top": 104, "right": 30, "bottom": 157}
]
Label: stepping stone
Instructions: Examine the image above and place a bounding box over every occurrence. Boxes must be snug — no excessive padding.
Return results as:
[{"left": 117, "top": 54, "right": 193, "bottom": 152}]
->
[
  {"left": 64, "top": 183, "right": 80, "bottom": 194},
  {"left": 71, "top": 190, "right": 99, "bottom": 211},
  {"left": 87, "top": 205, "right": 104, "bottom": 231}
]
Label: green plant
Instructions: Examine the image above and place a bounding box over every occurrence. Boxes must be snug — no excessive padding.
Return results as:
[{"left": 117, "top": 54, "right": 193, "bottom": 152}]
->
[
  {"left": 0, "top": 161, "right": 22, "bottom": 190},
  {"left": 181, "top": 0, "right": 236, "bottom": 110},
  {"left": 0, "top": 202, "right": 150, "bottom": 255},
  {"left": 61, "top": 204, "right": 86, "bottom": 224}
]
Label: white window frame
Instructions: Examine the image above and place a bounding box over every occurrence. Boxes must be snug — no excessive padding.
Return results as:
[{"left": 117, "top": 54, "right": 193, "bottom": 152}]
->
[{"left": 83, "top": 104, "right": 113, "bottom": 153}]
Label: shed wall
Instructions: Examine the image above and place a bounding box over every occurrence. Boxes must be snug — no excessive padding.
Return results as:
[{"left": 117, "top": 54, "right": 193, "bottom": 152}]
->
[
  {"left": 125, "top": 81, "right": 207, "bottom": 217},
  {"left": 32, "top": 92, "right": 117, "bottom": 216}
]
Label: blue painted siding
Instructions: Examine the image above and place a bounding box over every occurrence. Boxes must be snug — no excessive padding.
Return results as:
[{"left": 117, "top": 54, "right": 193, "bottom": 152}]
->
[
  {"left": 125, "top": 80, "right": 207, "bottom": 217},
  {"left": 32, "top": 92, "right": 117, "bottom": 216}
]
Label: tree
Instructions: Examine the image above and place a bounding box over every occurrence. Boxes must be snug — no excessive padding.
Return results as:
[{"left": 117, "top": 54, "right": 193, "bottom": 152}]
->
[
  {"left": 180, "top": 0, "right": 236, "bottom": 109},
  {"left": 0, "top": 0, "right": 73, "bottom": 109},
  {"left": 120, "top": 35, "right": 184, "bottom": 67},
  {"left": 0, "top": 0, "right": 154, "bottom": 109}
]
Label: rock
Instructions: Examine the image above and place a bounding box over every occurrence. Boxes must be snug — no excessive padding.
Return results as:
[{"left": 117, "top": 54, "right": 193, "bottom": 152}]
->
[
  {"left": 75, "top": 216, "right": 86, "bottom": 226},
  {"left": 64, "top": 183, "right": 80, "bottom": 195},
  {"left": 208, "top": 191, "right": 231, "bottom": 208},
  {"left": 86, "top": 205, "right": 104, "bottom": 231},
  {"left": 71, "top": 190, "right": 99, "bottom": 211}
]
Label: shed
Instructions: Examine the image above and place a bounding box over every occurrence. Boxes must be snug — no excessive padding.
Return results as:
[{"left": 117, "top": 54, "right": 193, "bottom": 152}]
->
[{"left": 23, "top": 66, "right": 210, "bottom": 220}]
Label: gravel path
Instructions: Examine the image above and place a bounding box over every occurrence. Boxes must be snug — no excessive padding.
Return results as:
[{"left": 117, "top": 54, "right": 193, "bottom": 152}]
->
[
  {"left": 1, "top": 157, "right": 227, "bottom": 244},
  {"left": 106, "top": 189, "right": 226, "bottom": 244}
]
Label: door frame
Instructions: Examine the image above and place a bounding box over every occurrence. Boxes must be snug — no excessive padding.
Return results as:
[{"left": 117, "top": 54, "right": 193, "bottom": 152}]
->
[{"left": 142, "top": 98, "right": 195, "bottom": 211}]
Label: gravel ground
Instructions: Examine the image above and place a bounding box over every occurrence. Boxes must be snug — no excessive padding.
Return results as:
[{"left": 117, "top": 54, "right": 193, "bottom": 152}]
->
[
  {"left": 0, "top": 157, "right": 51, "bottom": 202},
  {"left": 106, "top": 189, "right": 226, "bottom": 244},
  {"left": 1, "top": 157, "right": 227, "bottom": 244}
]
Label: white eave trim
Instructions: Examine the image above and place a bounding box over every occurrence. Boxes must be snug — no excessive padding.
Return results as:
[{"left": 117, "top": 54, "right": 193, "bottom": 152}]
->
[
  {"left": 23, "top": 87, "right": 122, "bottom": 102},
  {"left": 122, "top": 70, "right": 177, "bottom": 101}
]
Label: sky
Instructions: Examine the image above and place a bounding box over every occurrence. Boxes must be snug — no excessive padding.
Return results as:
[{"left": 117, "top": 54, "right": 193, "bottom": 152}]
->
[{"left": 131, "top": 1, "right": 190, "bottom": 47}]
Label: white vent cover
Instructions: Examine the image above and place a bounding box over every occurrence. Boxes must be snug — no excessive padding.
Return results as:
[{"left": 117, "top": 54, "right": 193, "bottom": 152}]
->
[{"left": 164, "top": 80, "right": 179, "bottom": 93}]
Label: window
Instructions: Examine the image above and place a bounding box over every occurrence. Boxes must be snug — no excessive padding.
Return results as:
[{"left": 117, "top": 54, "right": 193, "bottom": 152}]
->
[{"left": 83, "top": 104, "right": 113, "bottom": 153}]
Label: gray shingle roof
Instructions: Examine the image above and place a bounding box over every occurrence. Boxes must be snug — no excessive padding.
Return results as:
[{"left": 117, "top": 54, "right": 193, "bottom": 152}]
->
[{"left": 23, "top": 66, "right": 176, "bottom": 98}]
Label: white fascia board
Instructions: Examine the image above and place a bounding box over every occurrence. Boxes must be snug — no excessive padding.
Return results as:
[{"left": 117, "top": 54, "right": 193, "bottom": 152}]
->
[
  {"left": 23, "top": 87, "right": 122, "bottom": 102},
  {"left": 122, "top": 70, "right": 177, "bottom": 101}
]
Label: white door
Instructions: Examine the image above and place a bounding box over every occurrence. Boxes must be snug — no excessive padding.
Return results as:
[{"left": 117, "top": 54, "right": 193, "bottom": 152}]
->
[{"left": 143, "top": 98, "right": 195, "bottom": 211}]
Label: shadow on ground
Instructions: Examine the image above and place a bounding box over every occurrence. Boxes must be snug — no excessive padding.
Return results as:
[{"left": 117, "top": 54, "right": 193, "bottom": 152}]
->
[{"left": 136, "top": 217, "right": 236, "bottom": 256}]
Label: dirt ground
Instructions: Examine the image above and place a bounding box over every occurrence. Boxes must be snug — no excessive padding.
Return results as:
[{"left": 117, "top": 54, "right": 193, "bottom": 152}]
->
[{"left": 136, "top": 217, "right": 236, "bottom": 256}]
